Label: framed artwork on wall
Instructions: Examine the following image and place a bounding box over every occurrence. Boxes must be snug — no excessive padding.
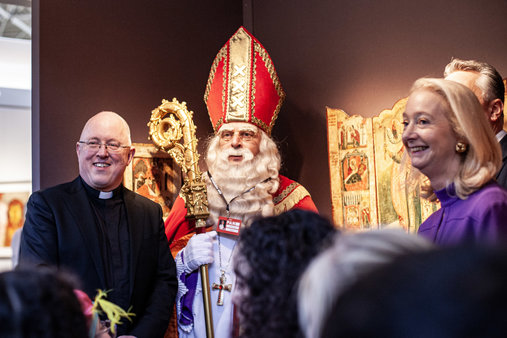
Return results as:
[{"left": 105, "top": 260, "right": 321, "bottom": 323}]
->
[
  {"left": 0, "top": 188, "right": 30, "bottom": 249},
  {"left": 0, "top": 183, "right": 31, "bottom": 270},
  {"left": 123, "top": 143, "right": 181, "bottom": 221},
  {"left": 327, "top": 99, "right": 439, "bottom": 233}
]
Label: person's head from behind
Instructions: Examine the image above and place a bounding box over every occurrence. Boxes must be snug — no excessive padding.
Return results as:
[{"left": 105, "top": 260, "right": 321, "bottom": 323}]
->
[
  {"left": 321, "top": 245, "right": 507, "bottom": 338},
  {"left": 76, "top": 111, "right": 135, "bottom": 192},
  {"left": 0, "top": 267, "right": 88, "bottom": 338},
  {"left": 233, "top": 209, "right": 336, "bottom": 338},
  {"left": 444, "top": 58, "right": 504, "bottom": 133},
  {"left": 402, "top": 78, "right": 501, "bottom": 201},
  {"left": 298, "top": 229, "right": 433, "bottom": 338}
]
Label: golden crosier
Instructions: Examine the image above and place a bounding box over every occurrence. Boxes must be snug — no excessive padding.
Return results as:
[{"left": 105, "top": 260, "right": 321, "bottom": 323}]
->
[
  {"left": 149, "top": 98, "right": 215, "bottom": 337},
  {"left": 148, "top": 98, "right": 209, "bottom": 227}
]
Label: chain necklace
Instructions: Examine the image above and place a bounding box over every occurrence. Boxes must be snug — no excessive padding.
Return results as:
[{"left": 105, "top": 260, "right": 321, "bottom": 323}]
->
[
  {"left": 218, "top": 233, "right": 236, "bottom": 278},
  {"left": 211, "top": 232, "right": 238, "bottom": 306},
  {"left": 207, "top": 171, "right": 271, "bottom": 218},
  {"left": 208, "top": 170, "right": 271, "bottom": 305}
]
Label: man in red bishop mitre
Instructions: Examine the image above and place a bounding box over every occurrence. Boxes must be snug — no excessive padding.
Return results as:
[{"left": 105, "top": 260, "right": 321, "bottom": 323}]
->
[{"left": 164, "top": 26, "right": 318, "bottom": 337}]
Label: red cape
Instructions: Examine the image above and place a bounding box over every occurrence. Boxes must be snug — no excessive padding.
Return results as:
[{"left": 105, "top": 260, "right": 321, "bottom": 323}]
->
[{"left": 164, "top": 175, "right": 317, "bottom": 255}]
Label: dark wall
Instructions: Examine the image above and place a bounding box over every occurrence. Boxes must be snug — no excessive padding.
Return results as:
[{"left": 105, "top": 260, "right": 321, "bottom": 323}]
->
[
  {"left": 250, "top": 0, "right": 507, "bottom": 219},
  {"left": 34, "top": 0, "right": 242, "bottom": 190},
  {"left": 35, "top": 0, "right": 507, "bottom": 220}
]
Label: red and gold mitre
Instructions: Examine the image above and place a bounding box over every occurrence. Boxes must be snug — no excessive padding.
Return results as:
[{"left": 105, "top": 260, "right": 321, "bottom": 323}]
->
[{"left": 204, "top": 26, "right": 285, "bottom": 136}]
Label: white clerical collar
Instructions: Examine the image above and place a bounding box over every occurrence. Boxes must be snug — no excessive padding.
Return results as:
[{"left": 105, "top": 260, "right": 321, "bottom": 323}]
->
[
  {"left": 496, "top": 130, "right": 507, "bottom": 142},
  {"left": 99, "top": 191, "right": 113, "bottom": 199}
]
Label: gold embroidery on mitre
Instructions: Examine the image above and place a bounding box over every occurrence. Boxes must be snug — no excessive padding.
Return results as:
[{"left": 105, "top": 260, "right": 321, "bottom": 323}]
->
[
  {"left": 229, "top": 64, "right": 247, "bottom": 114},
  {"left": 226, "top": 28, "right": 251, "bottom": 122},
  {"left": 204, "top": 46, "right": 227, "bottom": 104},
  {"left": 273, "top": 183, "right": 311, "bottom": 215},
  {"left": 221, "top": 52, "right": 228, "bottom": 121},
  {"left": 253, "top": 43, "right": 286, "bottom": 135},
  {"left": 215, "top": 117, "right": 224, "bottom": 133},
  {"left": 251, "top": 46, "right": 257, "bottom": 126},
  {"left": 251, "top": 116, "right": 269, "bottom": 132},
  {"left": 204, "top": 46, "right": 228, "bottom": 131}
]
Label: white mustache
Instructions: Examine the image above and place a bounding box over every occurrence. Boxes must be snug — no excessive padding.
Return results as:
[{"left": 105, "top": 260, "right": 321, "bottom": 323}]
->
[{"left": 219, "top": 147, "right": 254, "bottom": 162}]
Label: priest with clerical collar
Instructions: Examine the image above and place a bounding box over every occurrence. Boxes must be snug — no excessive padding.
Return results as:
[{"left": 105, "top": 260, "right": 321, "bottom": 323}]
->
[{"left": 20, "top": 111, "right": 177, "bottom": 338}]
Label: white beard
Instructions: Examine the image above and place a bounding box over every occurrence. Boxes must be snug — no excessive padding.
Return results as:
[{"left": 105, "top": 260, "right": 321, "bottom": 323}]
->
[{"left": 205, "top": 146, "right": 279, "bottom": 228}]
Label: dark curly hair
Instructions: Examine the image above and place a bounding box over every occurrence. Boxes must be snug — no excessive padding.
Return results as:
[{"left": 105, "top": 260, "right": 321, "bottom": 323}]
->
[
  {"left": 0, "top": 267, "right": 88, "bottom": 338},
  {"left": 234, "top": 209, "right": 337, "bottom": 338}
]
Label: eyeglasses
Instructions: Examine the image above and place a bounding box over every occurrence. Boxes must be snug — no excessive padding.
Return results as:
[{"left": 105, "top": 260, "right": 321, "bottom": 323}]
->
[
  {"left": 78, "top": 140, "right": 130, "bottom": 152},
  {"left": 219, "top": 130, "right": 258, "bottom": 142}
]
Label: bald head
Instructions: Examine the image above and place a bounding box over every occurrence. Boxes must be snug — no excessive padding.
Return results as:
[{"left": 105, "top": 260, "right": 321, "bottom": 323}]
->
[
  {"left": 76, "top": 111, "right": 135, "bottom": 192},
  {"left": 80, "top": 111, "right": 132, "bottom": 146}
]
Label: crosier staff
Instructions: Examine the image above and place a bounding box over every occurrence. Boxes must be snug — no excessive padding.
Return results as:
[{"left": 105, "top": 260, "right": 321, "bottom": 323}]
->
[{"left": 148, "top": 98, "right": 214, "bottom": 338}]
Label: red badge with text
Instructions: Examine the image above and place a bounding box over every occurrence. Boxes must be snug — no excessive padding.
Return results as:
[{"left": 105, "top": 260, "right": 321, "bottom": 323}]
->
[{"left": 217, "top": 216, "right": 242, "bottom": 236}]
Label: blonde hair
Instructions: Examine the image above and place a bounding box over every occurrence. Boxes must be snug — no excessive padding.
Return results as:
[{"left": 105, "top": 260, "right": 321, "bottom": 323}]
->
[{"left": 403, "top": 78, "right": 501, "bottom": 201}]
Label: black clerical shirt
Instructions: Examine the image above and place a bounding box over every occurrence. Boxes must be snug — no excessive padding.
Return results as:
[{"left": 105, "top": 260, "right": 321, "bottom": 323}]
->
[{"left": 82, "top": 178, "right": 131, "bottom": 311}]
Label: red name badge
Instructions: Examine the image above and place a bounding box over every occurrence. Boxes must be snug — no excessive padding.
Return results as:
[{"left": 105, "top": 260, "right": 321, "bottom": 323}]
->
[{"left": 217, "top": 216, "right": 242, "bottom": 236}]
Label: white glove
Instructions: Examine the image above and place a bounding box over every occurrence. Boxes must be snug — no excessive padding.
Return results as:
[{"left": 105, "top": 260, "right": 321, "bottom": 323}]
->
[{"left": 181, "top": 231, "right": 216, "bottom": 273}]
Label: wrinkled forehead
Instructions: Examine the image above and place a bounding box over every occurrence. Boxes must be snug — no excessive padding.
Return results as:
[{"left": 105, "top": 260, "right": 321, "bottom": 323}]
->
[{"left": 218, "top": 122, "right": 258, "bottom": 134}]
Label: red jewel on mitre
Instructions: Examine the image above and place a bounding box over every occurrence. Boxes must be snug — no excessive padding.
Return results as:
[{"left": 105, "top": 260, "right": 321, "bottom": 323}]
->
[{"left": 204, "top": 26, "right": 285, "bottom": 136}]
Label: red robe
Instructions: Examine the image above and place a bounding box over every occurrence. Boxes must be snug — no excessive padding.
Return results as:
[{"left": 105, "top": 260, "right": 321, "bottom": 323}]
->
[{"left": 164, "top": 175, "right": 318, "bottom": 256}]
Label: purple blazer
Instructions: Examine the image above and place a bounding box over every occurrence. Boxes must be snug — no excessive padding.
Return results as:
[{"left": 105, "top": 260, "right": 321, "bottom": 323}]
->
[{"left": 418, "top": 181, "right": 507, "bottom": 246}]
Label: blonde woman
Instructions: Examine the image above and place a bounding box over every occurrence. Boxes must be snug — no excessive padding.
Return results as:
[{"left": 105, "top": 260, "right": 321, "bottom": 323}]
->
[{"left": 402, "top": 78, "right": 507, "bottom": 245}]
